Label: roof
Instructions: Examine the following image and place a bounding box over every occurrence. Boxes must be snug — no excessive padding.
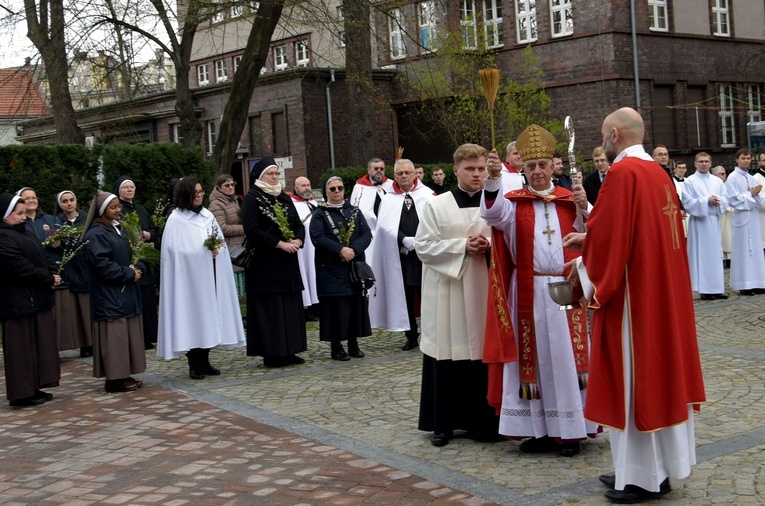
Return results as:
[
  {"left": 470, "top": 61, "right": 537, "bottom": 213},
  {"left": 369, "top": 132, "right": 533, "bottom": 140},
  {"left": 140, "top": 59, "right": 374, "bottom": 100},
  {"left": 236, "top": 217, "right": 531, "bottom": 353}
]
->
[{"left": 0, "top": 68, "right": 47, "bottom": 118}]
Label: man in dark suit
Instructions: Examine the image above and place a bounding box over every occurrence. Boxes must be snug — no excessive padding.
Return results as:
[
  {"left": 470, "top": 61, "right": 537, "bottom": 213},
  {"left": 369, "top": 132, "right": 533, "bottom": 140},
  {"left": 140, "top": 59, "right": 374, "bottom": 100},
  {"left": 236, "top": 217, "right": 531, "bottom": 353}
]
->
[
  {"left": 552, "top": 156, "right": 573, "bottom": 190},
  {"left": 583, "top": 146, "right": 610, "bottom": 205}
]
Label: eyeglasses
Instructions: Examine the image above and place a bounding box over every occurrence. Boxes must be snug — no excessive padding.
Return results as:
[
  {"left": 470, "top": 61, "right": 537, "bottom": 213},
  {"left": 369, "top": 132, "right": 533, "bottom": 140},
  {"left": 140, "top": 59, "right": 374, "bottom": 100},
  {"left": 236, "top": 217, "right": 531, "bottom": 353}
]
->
[
  {"left": 328, "top": 186, "right": 344, "bottom": 192},
  {"left": 221, "top": 182, "right": 236, "bottom": 188},
  {"left": 195, "top": 190, "right": 205, "bottom": 196},
  {"left": 395, "top": 171, "right": 414, "bottom": 176}
]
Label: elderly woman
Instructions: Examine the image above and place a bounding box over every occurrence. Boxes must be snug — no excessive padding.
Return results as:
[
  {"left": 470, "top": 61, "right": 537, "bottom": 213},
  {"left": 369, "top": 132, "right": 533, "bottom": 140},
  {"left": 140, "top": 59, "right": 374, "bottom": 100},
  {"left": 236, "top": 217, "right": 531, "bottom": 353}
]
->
[
  {"left": 83, "top": 191, "right": 146, "bottom": 393},
  {"left": 17, "top": 187, "right": 61, "bottom": 262},
  {"left": 114, "top": 176, "right": 159, "bottom": 350},
  {"left": 0, "top": 193, "right": 61, "bottom": 406},
  {"left": 53, "top": 190, "right": 93, "bottom": 357},
  {"left": 241, "top": 156, "right": 307, "bottom": 367},
  {"left": 158, "top": 178, "right": 246, "bottom": 379},
  {"left": 208, "top": 174, "right": 246, "bottom": 296},
  {"left": 310, "top": 175, "right": 373, "bottom": 361}
]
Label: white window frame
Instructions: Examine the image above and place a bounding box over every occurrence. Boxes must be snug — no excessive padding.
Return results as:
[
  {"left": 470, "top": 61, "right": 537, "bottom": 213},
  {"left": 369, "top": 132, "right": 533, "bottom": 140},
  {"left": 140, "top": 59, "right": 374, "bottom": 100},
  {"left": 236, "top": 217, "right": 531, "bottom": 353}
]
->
[
  {"left": 197, "top": 63, "right": 210, "bottom": 86},
  {"left": 250, "top": 1, "right": 259, "bottom": 12},
  {"left": 172, "top": 124, "right": 183, "bottom": 144},
  {"left": 418, "top": 1, "right": 437, "bottom": 52},
  {"left": 215, "top": 59, "right": 228, "bottom": 82},
  {"left": 712, "top": 0, "right": 730, "bottom": 37},
  {"left": 748, "top": 84, "right": 762, "bottom": 123},
  {"left": 647, "top": 0, "right": 668, "bottom": 31},
  {"left": 212, "top": 0, "right": 224, "bottom": 23},
  {"left": 719, "top": 84, "right": 735, "bottom": 147},
  {"left": 549, "top": 0, "right": 573, "bottom": 37},
  {"left": 296, "top": 40, "right": 309, "bottom": 67},
  {"left": 516, "top": 0, "right": 537, "bottom": 44},
  {"left": 483, "top": 0, "right": 503, "bottom": 48},
  {"left": 388, "top": 8, "right": 406, "bottom": 60},
  {"left": 460, "top": 0, "right": 477, "bottom": 50},
  {"left": 336, "top": 5, "right": 344, "bottom": 19},
  {"left": 274, "top": 45, "right": 288, "bottom": 71},
  {"left": 207, "top": 121, "right": 217, "bottom": 153},
  {"left": 231, "top": 3, "right": 243, "bottom": 17},
  {"left": 234, "top": 55, "right": 242, "bottom": 73}
]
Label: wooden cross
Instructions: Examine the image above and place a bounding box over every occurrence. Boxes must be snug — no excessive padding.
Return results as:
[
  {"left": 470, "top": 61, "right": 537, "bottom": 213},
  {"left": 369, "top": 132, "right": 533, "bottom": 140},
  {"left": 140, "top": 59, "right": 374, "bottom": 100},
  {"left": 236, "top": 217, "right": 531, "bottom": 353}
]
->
[{"left": 542, "top": 224, "right": 556, "bottom": 245}]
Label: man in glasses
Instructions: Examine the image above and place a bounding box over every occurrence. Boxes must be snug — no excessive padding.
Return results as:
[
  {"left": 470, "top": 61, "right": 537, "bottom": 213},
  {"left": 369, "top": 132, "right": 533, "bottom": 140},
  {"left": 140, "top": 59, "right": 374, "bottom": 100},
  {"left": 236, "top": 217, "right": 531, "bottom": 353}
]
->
[
  {"left": 368, "top": 159, "right": 433, "bottom": 352},
  {"left": 350, "top": 158, "right": 394, "bottom": 276},
  {"left": 291, "top": 177, "right": 319, "bottom": 319}
]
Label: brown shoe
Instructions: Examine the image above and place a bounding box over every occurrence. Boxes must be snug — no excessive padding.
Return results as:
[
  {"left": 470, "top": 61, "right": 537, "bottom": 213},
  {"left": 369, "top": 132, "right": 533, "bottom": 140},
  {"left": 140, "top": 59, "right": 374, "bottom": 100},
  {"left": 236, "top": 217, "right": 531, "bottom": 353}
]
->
[
  {"left": 124, "top": 377, "right": 144, "bottom": 389},
  {"left": 105, "top": 379, "right": 140, "bottom": 393}
]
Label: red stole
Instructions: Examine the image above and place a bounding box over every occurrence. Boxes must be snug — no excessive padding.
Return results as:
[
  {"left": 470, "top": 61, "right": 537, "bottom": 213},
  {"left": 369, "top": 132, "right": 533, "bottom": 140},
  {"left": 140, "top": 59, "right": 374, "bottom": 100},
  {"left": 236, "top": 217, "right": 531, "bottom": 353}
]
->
[
  {"left": 355, "top": 174, "right": 390, "bottom": 187},
  {"left": 503, "top": 163, "right": 520, "bottom": 174}
]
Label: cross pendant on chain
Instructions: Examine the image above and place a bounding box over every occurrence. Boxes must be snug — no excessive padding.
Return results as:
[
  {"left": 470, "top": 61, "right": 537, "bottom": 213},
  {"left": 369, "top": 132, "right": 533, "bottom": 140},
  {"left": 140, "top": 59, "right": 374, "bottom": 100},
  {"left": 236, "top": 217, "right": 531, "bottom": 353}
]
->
[{"left": 542, "top": 225, "right": 556, "bottom": 245}]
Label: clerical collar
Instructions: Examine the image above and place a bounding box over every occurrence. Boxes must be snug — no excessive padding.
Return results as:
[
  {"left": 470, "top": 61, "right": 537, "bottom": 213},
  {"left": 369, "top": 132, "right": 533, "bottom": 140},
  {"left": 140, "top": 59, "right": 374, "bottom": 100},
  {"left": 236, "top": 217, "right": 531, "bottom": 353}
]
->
[
  {"left": 526, "top": 184, "right": 555, "bottom": 198},
  {"left": 759, "top": 167, "right": 765, "bottom": 176},
  {"left": 456, "top": 183, "right": 479, "bottom": 197}
]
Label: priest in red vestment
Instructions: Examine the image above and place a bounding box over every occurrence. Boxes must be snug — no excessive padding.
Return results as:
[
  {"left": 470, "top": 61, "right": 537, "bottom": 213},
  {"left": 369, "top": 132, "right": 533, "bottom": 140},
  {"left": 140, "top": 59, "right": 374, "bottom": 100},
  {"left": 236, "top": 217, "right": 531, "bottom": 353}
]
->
[{"left": 564, "top": 107, "right": 705, "bottom": 504}]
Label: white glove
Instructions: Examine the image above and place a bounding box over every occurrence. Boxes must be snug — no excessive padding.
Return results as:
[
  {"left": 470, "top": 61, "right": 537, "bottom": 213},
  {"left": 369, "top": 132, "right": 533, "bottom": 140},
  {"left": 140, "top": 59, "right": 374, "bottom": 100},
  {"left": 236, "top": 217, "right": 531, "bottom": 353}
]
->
[{"left": 402, "top": 236, "right": 415, "bottom": 251}]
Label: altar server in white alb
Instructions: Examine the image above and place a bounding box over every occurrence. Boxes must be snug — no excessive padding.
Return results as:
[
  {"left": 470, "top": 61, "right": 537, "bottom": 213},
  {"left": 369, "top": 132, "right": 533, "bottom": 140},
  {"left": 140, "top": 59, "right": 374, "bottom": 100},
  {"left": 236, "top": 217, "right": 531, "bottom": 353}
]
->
[
  {"left": 157, "top": 178, "right": 246, "bottom": 379},
  {"left": 415, "top": 143, "right": 499, "bottom": 447},
  {"left": 681, "top": 152, "right": 729, "bottom": 300},
  {"left": 369, "top": 159, "right": 433, "bottom": 351},
  {"left": 725, "top": 149, "right": 765, "bottom": 296},
  {"left": 290, "top": 177, "right": 319, "bottom": 312}
]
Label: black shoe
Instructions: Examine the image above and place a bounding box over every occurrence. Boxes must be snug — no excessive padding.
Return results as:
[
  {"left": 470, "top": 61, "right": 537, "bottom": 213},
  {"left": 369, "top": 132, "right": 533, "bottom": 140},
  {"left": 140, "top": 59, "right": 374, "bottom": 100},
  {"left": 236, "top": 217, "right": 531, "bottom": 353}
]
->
[
  {"left": 715, "top": 293, "right": 730, "bottom": 299},
  {"left": 402, "top": 340, "right": 419, "bottom": 351},
  {"left": 519, "top": 435, "right": 560, "bottom": 453},
  {"left": 104, "top": 379, "right": 140, "bottom": 393},
  {"left": 144, "top": 343, "right": 155, "bottom": 350},
  {"left": 754, "top": 288, "right": 765, "bottom": 295},
  {"left": 9, "top": 396, "right": 45, "bottom": 407},
  {"left": 34, "top": 390, "right": 53, "bottom": 402},
  {"left": 189, "top": 367, "right": 205, "bottom": 379},
  {"left": 263, "top": 357, "right": 289, "bottom": 367},
  {"left": 79, "top": 346, "right": 93, "bottom": 358},
  {"left": 286, "top": 354, "right": 305, "bottom": 365},
  {"left": 740, "top": 289, "right": 756, "bottom": 296},
  {"left": 199, "top": 349, "right": 221, "bottom": 375},
  {"left": 700, "top": 293, "right": 715, "bottom": 300},
  {"left": 604, "top": 479, "right": 671, "bottom": 503},
  {"left": 559, "top": 442, "right": 581, "bottom": 457},
  {"left": 347, "top": 339, "right": 365, "bottom": 358},
  {"left": 431, "top": 432, "right": 452, "bottom": 447},
  {"left": 331, "top": 348, "right": 350, "bottom": 361}
]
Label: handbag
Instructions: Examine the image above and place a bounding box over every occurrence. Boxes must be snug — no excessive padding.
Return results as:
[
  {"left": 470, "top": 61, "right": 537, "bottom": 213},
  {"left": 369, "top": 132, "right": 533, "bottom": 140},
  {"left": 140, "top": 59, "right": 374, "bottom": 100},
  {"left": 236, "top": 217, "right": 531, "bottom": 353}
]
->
[
  {"left": 229, "top": 239, "right": 253, "bottom": 269},
  {"left": 349, "top": 260, "right": 375, "bottom": 291}
]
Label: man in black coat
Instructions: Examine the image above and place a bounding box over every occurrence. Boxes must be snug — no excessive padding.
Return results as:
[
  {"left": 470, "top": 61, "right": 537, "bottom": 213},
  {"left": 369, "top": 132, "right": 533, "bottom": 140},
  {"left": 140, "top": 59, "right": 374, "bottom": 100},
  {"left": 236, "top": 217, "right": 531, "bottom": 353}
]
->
[{"left": 583, "top": 146, "right": 610, "bottom": 206}]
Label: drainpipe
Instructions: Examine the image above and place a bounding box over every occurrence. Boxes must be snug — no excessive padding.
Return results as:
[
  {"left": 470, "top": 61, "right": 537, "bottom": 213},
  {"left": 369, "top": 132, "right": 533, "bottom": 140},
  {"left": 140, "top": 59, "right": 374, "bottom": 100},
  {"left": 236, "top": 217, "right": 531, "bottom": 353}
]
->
[
  {"left": 326, "top": 68, "right": 336, "bottom": 169},
  {"left": 630, "top": 0, "right": 641, "bottom": 107}
]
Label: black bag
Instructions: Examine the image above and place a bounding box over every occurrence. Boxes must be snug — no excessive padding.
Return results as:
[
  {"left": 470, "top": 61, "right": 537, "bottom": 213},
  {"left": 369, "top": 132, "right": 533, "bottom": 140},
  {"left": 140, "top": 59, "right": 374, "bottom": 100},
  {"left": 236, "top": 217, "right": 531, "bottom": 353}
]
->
[
  {"left": 349, "top": 260, "right": 375, "bottom": 291},
  {"left": 229, "top": 239, "right": 252, "bottom": 269}
]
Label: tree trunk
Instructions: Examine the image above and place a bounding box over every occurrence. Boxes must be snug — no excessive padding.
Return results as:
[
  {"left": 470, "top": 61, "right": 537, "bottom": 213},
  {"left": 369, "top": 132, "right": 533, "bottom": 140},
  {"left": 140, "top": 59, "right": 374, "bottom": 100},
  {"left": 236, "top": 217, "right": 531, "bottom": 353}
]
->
[
  {"left": 343, "top": 0, "right": 374, "bottom": 166},
  {"left": 24, "top": 0, "right": 84, "bottom": 144},
  {"left": 213, "top": 0, "right": 284, "bottom": 174}
]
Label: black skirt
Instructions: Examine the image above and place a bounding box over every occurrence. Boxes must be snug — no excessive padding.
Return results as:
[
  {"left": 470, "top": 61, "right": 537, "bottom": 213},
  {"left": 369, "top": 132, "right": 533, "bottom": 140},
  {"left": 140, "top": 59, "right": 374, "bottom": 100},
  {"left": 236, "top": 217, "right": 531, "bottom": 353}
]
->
[
  {"left": 246, "top": 292, "right": 307, "bottom": 357},
  {"left": 318, "top": 295, "right": 371, "bottom": 342},
  {"left": 418, "top": 354, "right": 499, "bottom": 436}
]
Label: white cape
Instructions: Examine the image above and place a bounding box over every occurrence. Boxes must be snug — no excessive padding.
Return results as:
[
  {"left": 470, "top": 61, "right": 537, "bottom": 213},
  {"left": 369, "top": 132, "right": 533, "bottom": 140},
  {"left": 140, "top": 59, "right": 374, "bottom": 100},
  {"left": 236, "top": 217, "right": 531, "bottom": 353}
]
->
[
  {"left": 292, "top": 197, "right": 319, "bottom": 307},
  {"left": 368, "top": 181, "right": 433, "bottom": 331},
  {"left": 157, "top": 208, "right": 246, "bottom": 360},
  {"left": 350, "top": 178, "right": 395, "bottom": 271}
]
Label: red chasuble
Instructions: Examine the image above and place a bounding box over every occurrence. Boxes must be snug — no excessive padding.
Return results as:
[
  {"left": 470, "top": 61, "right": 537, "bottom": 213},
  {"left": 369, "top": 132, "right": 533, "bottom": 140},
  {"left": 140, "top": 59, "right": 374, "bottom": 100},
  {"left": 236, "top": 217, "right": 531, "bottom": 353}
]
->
[
  {"left": 483, "top": 186, "right": 587, "bottom": 410},
  {"left": 582, "top": 157, "right": 706, "bottom": 432}
]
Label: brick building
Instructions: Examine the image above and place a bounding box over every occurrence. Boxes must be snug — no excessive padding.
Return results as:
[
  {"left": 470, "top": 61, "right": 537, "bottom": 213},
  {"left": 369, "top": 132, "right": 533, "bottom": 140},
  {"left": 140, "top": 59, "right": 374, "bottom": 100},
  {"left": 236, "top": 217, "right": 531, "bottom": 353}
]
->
[{"left": 17, "top": 0, "right": 765, "bottom": 180}]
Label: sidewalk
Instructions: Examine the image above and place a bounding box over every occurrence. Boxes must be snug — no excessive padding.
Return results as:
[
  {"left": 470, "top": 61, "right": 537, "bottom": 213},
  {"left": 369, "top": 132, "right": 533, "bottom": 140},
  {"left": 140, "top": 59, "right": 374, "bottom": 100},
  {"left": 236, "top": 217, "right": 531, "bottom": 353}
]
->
[{"left": 1, "top": 291, "right": 764, "bottom": 505}]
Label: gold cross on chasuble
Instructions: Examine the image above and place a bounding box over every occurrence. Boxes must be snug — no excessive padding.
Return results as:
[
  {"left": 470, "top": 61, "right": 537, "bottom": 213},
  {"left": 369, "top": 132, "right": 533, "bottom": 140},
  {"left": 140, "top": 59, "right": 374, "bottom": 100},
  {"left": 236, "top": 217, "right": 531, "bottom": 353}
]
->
[
  {"left": 662, "top": 185, "right": 681, "bottom": 250},
  {"left": 542, "top": 224, "right": 556, "bottom": 245}
]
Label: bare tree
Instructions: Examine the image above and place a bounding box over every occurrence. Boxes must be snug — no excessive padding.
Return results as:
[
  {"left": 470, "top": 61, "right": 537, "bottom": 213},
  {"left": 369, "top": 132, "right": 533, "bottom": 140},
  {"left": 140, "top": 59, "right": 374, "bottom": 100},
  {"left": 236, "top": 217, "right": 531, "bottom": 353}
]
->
[
  {"left": 23, "top": 0, "right": 85, "bottom": 144},
  {"left": 342, "top": 0, "right": 373, "bottom": 165}
]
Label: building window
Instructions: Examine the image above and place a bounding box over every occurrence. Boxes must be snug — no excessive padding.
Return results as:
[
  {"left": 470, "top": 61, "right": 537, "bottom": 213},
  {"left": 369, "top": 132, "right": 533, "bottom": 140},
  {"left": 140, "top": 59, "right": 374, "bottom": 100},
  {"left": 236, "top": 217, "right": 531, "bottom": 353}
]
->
[
  {"left": 336, "top": 5, "right": 343, "bottom": 19},
  {"left": 272, "top": 111, "right": 288, "bottom": 155},
  {"left": 483, "top": 0, "right": 503, "bottom": 48},
  {"left": 274, "top": 45, "right": 288, "bottom": 70},
  {"left": 171, "top": 124, "right": 183, "bottom": 144},
  {"left": 550, "top": 0, "right": 573, "bottom": 37},
  {"left": 418, "top": 1, "right": 437, "bottom": 52},
  {"left": 234, "top": 55, "right": 242, "bottom": 73},
  {"left": 388, "top": 8, "right": 406, "bottom": 60},
  {"left": 719, "top": 84, "right": 735, "bottom": 146},
  {"left": 338, "top": 32, "right": 346, "bottom": 47},
  {"left": 215, "top": 59, "right": 228, "bottom": 82},
  {"left": 336, "top": 5, "right": 345, "bottom": 47},
  {"left": 231, "top": 3, "right": 243, "bottom": 17},
  {"left": 516, "top": 0, "right": 537, "bottom": 44},
  {"left": 460, "top": 0, "right": 477, "bottom": 50},
  {"left": 647, "top": 0, "right": 668, "bottom": 31},
  {"left": 296, "top": 40, "right": 309, "bottom": 67},
  {"left": 197, "top": 63, "right": 210, "bottom": 86},
  {"left": 748, "top": 85, "right": 762, "bottom": 123},
  {"left": 207, "top": 121, "right": 217, "bottom": 153},
  {"left": 712, "top": 0, "right": 730, "bottom": 37},
  {"left": 250, "top": 1, "right": 259, "bottom": 13},
  {"left": 212, "top": 0, "right": 224, "bottom": 23}
]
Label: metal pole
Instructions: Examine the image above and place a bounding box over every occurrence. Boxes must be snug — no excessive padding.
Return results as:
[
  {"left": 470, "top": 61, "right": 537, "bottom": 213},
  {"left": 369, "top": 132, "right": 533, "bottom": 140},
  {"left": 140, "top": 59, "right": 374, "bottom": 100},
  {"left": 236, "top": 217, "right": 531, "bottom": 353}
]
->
[
  {"left": 696, "top": 107, "right": 701, "bottom": 146},
  {"left": 630, "top": 0, "right": 641, "bottom": 107},
  {"left": 326, "top": 69, "right": 336, "bottom": 169}
]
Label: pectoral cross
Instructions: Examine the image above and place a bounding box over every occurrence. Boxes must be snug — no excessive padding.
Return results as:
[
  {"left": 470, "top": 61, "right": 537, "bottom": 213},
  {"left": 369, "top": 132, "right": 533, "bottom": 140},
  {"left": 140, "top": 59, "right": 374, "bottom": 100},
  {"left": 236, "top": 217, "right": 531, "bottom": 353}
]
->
[
  {"left": 542, "top": 224, "right": 556, "bottom": 245},
  {"left": 662, "top": 185, "right": 681, "bottom": 250}
]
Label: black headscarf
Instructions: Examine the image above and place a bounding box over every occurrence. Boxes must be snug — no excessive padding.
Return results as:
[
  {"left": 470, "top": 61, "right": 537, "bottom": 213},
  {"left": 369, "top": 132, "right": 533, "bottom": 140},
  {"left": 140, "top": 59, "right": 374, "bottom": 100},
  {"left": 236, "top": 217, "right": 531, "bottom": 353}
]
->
[{"left": 0, "top": 192, "right": 22, "bottom": 221}]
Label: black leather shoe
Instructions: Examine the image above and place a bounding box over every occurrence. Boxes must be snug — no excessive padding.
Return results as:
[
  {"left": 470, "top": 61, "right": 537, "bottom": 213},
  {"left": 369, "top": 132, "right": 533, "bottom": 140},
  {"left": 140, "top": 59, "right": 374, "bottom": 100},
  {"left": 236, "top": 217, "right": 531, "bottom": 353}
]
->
[
  {"left": 599, "top": 474, "right": 616, "bottom": 489},
  {"left": 263, "top": 357, "right": 288, "bottom": 367},
  {"left": 9, "top": 396, "right": 45, "bottom": 407},
  {"left": 348, "top": 346, "right": 365, "bottom": 358},
  {"left": 519, "top": 436, "right": 560, "bottom": 453},
  {"left": 740, "top": 289, "right": 756, "bottom": 296},
  {"left": 285, "top": 354, "right": 305, "bottom": 365},
  {"left": 200, "top": 363, "right": 221, "bottom": 375},
  {"left": 604, "top": 479, "right": 671, "bottom": 503},
  {"left": 700, "top": 293, "right": 715, "bottom": 300},
  {"left": 402, "top": 340, "right": 419, "bottom": 351},
  {"left": 331, "top": 349, "right": 350, "bottom": 361},
  {"left": 34, "top": 390, "right": 53, "bottom": 402},
  {"left": 431, "top": 432, "right": 451, "bottom": 447},
  {"left": 189, "top": 366, "right": 205, "bottom": 379},
  {"left": 715, "top": 293, "right": 730, "bottom": 299},
  {"left": 559, "top": 442, "right": 580, "bottom": 457},
  {"left": 104, "top": 379, "right": 140, "bottom": 393},
  {"left": 754, "top": 288, "right": 765, "bottom": 295},
  {"left": 79, "top": 346, "right": 93, "bottom": 358}
]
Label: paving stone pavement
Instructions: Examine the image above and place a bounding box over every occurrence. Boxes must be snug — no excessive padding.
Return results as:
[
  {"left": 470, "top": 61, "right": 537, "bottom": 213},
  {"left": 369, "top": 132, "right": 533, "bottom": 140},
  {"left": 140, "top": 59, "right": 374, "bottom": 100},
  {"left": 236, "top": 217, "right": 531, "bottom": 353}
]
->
[{"left": 0, "top": 288, "right": 764, "bottom": 505}]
